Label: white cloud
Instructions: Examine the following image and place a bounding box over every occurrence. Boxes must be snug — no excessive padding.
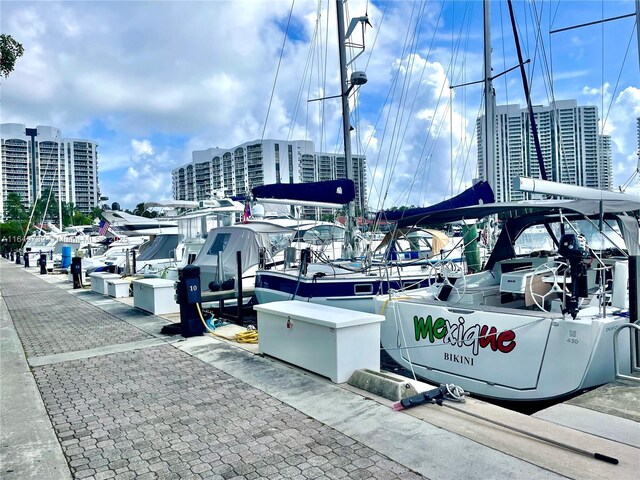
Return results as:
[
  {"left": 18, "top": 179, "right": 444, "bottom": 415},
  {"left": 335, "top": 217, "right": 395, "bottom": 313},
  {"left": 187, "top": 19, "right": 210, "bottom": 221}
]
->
[
  {"left": 1, "top": 0, "right": 636, "bottom": 210},
  {"left": 131, "top": 139, "right": 154, "bottom": 157}
]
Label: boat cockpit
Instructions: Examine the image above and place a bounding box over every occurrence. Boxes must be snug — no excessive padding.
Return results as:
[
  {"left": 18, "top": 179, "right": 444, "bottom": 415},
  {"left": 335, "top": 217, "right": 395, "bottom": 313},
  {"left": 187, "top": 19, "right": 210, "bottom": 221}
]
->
[{"left": 406, "top": 213, "right": 634, "bottom": 318}]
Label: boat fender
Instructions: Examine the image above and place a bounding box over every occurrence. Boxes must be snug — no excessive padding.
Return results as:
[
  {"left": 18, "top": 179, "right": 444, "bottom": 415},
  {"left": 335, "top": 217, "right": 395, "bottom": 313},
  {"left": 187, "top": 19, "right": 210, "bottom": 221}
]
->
[{"left": 208, "top": 277, "right": 235, "bottom": 292}]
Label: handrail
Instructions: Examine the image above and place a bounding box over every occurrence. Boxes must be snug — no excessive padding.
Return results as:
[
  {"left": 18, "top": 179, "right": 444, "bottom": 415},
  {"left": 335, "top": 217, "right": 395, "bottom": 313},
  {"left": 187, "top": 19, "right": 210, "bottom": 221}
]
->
[{"left": 613, "top": 322, "right": 640, "bottom": 382}]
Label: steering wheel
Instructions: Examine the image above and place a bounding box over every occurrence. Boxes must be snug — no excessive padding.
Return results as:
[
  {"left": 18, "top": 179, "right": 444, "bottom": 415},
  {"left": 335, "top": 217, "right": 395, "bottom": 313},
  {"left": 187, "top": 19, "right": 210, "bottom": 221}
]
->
[
  {"left": 528, "top": 261, "right": 570, "bottom": 312},
  {"left": 428, "top": 260, "right": 466, "bottom": 302}
]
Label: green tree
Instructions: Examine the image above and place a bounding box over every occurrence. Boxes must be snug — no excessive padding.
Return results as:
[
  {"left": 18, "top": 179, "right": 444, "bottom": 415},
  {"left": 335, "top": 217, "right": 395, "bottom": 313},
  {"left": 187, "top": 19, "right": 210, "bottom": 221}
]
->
[
  {"left": 0, "top": 34, "right": 24, "bottom": 78},
  {"left": 4, "top": 192, "right": 27, "bottom": 221},
  {"left": 0, "top": 220, "right": 28, "bottom": 252},
  {"left": 33, "top": 188, "right": 57, "bottom": 225},
  {"left": 71, "top": 211, "right": 93, "bottom": 225},
  {"left": 90, "top": 207, "right": 104, "bottom": 221}
]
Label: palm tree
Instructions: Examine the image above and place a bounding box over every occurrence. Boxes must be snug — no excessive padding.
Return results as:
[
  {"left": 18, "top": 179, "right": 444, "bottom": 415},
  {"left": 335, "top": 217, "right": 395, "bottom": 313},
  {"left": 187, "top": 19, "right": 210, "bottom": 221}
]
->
[{"left": 4, "top": 192, "right": 27, "bottom": 221}]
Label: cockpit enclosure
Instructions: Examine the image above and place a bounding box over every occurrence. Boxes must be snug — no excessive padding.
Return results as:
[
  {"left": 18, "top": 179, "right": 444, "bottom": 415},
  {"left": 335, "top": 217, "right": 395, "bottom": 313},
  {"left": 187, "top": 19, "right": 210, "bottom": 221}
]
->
[{"left": 397, "top": 199, "right": 639, "bottom": 317}]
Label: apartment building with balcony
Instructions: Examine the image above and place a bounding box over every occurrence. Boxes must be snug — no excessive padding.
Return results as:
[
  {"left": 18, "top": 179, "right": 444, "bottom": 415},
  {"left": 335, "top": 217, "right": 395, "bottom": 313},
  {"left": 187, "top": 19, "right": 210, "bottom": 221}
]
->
[
  {"left": 0, "top": 123, "right": 100, "bottom": 221},
  {"left": 172, "top": 139, "right": 367, "bottom": 219},
  {"left": 476, "top": 100, "right": 613, "bottom": 202}
]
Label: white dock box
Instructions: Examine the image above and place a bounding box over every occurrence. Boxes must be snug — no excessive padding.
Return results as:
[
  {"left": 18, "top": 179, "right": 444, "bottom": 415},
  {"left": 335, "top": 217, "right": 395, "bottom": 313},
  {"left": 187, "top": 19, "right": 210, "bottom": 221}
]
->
[
  {"left": 132, "top": 278, "right": 179, "bottom": 315},
  {"left": 90, "top": 272, "right": 122, "bottom": 295},
  {"left": 254, "top": 300, "right": 383, "bottom": 383},
  {"left": 107, "top": 278, "right": 131, "bottom": 298}
]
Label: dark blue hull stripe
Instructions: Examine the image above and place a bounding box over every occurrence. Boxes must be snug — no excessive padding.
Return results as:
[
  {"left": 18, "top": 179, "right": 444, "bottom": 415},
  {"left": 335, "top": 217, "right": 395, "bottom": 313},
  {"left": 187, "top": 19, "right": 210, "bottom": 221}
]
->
[{"left": 255, "top": 273, "right": 434, "bottom": 298}]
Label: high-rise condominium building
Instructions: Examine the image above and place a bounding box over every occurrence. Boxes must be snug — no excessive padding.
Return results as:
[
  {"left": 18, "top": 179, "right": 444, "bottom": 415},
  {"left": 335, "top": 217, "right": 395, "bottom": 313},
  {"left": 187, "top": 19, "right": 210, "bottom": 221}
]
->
[
  {"left": 171, "top": 139, "right": 367, "bottom": 219},
  {"left": 476, "top": 100, "right": 613, "bottom": 202},
  {"left": 637, "top": 117, "right": 640, "bottom": 168},
  {"left": 0, "top": 123, "right": 100, "bottom": 222}
]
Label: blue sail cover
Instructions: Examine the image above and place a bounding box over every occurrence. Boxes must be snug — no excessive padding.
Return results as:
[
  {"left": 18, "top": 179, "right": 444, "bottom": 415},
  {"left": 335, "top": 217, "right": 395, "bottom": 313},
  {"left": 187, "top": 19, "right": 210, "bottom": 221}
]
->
[
  {"left": 252, "top": 179, "right": 356, "bottom": 205},
  {"left": 375, "top": 181, "right": 495, "bottom": 222}
]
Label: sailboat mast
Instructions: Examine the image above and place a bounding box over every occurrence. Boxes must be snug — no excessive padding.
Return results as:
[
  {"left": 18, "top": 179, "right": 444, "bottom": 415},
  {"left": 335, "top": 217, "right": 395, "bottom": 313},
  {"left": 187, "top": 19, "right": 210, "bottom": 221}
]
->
[
  {"left": 637, "top": 1, "right": 640, "bottom": 73},
  {"left": 336, "top": 0, "right": 356, "bottom": 258},
  {"left": 483, "top": 0, "right": 497, "bottom": 200},
  {"left": 58, "top": 141, "right": 63, "bottom": 230}
]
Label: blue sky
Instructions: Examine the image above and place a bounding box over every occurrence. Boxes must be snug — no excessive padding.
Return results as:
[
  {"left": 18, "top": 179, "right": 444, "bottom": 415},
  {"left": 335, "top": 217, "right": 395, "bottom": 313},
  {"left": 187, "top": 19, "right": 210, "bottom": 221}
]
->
[{"left": 1, "top": 0, "right": 638, "bottom": 211}]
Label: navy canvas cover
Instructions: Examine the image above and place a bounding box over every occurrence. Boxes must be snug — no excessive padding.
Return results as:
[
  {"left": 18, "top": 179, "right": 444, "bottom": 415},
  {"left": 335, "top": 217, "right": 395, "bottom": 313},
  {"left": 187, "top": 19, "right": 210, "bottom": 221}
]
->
[{"left": 252, "top": 179, "right": 356, "bottom": 205}]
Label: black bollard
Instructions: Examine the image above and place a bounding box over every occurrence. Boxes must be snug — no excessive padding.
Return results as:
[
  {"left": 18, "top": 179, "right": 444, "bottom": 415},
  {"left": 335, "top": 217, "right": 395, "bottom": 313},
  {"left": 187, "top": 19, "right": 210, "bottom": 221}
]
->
[
  {"left": 23, "top": 252, "right": 29, "bottom": 268},
  {"left": 176, "top": 265, "right": 204, "bottom": 337},
  {"left": 40, "top": 253, "right": 47, "bottom": 274},
  {"left": 10, "top": 251, "right": 14, "bottom": 261},
  {"left": 15, "top": 251, "right": 21, "bottom": 265},
  {"left": 71, "top": 257, "right": 83, "bottom": 289}
]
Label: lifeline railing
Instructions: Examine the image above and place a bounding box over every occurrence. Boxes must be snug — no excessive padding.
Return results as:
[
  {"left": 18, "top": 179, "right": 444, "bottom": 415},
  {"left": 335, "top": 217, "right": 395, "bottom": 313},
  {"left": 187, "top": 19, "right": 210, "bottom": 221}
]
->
[{"left": 613, "top": 321, "right": 640, "bottom": 382}]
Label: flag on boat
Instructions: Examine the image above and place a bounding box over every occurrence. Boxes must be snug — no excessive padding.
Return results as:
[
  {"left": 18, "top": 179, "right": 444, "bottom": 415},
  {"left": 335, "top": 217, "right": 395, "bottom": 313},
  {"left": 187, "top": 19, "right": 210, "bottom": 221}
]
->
[
  {"left": 241, "top": 202, "right": 251, "bottom": 223},
  {"left": 98, "top": 220, "right": 110, "bottom": 236}
]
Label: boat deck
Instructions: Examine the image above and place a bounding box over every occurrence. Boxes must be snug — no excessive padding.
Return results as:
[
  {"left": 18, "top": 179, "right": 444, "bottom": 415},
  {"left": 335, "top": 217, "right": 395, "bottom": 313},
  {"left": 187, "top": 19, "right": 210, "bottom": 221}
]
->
[{"left": 533, "top": 376, "right": 640, "bottom": 448}]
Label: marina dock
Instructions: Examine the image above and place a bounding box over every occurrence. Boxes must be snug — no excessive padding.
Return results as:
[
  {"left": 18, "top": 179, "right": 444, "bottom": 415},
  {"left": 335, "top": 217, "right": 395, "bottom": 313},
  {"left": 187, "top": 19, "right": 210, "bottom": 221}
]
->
[{"left": 1, "top": 261, "right": 638, "bottom": 479}]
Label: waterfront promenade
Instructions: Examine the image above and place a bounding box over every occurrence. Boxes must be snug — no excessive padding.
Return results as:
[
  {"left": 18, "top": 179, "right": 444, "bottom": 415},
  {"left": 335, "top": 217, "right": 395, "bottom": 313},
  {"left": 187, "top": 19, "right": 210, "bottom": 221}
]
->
[{"left": 1, "top": 261, "right": 637, "bottom": 479}]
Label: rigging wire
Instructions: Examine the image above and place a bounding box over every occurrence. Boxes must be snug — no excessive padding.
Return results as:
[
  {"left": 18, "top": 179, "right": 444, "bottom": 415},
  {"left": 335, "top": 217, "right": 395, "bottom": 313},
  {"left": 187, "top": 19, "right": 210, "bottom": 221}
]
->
[
  {"left": 600, "top": 23, "right": 636, "bottom": 136},
  {"left": 367, "top": 0, "right": 424, "bottom": 212},
  {"left": 321, "top": 0, "right": 330, "bottom": 152},
  {"left": 287, "top": 5, "right": 320, "bottom": 143},
  {"left": 449, "top": 4, "right": 476, "bottom": 197},
  {"left": 260, "top": 0, "right": 296, "bottom": 143}
]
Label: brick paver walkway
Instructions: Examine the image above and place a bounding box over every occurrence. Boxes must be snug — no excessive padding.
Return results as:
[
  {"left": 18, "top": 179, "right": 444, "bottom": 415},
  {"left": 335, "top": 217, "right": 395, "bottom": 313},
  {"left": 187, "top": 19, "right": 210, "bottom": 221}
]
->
[{"left": 1, "top": 265, "right": 424, "bottom": 480}]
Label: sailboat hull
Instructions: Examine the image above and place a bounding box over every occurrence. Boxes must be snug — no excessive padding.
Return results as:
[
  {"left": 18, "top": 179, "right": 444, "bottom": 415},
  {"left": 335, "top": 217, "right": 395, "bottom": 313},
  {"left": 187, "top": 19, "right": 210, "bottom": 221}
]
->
[
  {"left": 255, "top": 268, "right": 437, "bottom": 314},
  {"left": 376, "top": 298, "right": 632, "bottom": 401}
]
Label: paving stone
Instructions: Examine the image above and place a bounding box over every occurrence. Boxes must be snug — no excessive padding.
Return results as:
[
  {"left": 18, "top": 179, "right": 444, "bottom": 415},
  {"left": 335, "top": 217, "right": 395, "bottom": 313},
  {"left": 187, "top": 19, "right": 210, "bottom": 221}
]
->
[{"left": 2, "top": 266, "right": 425, "bottom": 480}]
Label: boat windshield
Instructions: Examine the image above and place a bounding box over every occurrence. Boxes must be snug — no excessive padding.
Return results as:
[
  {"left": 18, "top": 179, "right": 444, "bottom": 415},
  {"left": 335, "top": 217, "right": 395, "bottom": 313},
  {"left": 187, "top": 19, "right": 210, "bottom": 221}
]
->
[{"left": 514, "top": 219, "right": 626, "bottom": 256}]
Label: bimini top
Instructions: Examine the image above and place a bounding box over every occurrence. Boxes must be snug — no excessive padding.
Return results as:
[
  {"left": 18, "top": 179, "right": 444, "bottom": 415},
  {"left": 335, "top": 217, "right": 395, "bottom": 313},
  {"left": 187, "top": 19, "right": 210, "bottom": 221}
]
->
[{"left": 395, "top": 198, "right": 640, "bottom": 229}]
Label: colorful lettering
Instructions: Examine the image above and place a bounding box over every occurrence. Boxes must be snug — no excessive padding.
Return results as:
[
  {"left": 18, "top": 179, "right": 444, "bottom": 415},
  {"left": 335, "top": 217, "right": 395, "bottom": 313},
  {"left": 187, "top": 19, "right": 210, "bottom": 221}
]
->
[
  {"left": 412, "top": 315, "right": 517, "bottom": 355},
  {"left": 413, "top": 315, "right": 448, "bottom": 342}
]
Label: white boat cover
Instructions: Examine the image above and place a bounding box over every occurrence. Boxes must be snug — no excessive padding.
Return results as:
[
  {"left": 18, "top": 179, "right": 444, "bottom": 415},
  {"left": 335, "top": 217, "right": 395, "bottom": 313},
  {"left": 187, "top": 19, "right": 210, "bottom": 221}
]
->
[{"left": 193, "top": 222, "right": 295, "bottom": 283}]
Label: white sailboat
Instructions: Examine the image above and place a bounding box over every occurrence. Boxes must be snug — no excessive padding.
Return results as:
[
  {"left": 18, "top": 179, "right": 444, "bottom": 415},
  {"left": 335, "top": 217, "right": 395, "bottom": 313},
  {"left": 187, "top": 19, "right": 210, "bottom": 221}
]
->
[
  {"left": 374, "top": 198, "right": 639, "bottom": 401},
  {"left": 373, "top": 1, "right": 640, "bottom": 402},
  {"left": 254, "top": 1, "right": 492, "bottom": 314}
]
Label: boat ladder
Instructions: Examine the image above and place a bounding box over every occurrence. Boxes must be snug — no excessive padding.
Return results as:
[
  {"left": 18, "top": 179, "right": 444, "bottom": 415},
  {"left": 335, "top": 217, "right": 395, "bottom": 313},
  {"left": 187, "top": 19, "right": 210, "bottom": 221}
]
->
[{"left": 613, "top": 321, "right": 640, "bottom": 382}]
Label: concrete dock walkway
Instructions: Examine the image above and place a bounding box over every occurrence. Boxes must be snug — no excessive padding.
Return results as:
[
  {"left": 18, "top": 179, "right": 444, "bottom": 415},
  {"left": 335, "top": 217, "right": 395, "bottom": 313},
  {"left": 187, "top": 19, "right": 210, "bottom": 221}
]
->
[{"left": 1, "top": 261, "right": 638, "bottom": 479}]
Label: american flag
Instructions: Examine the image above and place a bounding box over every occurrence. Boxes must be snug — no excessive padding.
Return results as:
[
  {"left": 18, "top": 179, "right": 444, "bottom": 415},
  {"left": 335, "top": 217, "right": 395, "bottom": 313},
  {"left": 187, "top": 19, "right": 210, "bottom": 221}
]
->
[
  {"left": 98, "top": 220, "right": 110, "bottom": 236},
  {"left": 241, "top": 202, "right": 251, "bottom": 223}
]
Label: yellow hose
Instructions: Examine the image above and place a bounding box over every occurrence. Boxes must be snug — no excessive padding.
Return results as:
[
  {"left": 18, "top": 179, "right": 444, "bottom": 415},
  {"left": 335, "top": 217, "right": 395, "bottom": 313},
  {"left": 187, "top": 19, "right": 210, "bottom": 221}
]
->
[
  {"left": 235, "top": 331, "right": 258, "bottom": 344},
  {"left": 195, "top": 303, "right": 258, "bottom": 343},
  {"left": 195, "top": 303, "right": 217, "bottom": 334}
]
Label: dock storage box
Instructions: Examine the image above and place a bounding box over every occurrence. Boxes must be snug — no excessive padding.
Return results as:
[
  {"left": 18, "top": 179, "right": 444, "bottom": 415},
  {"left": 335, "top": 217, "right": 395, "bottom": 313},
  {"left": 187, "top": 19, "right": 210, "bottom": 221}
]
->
[
  {"left": 132, "top": 278, "right": 179, "bottom": 315},
  {"left": 90, "top": 272, "right": 122, "bottom": 295},
  {"left": 254, "top": 300, "right": 383, "bottom": 383},
  {"left": 107, "top": 279, "right": 131, "bottom": 298}
]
